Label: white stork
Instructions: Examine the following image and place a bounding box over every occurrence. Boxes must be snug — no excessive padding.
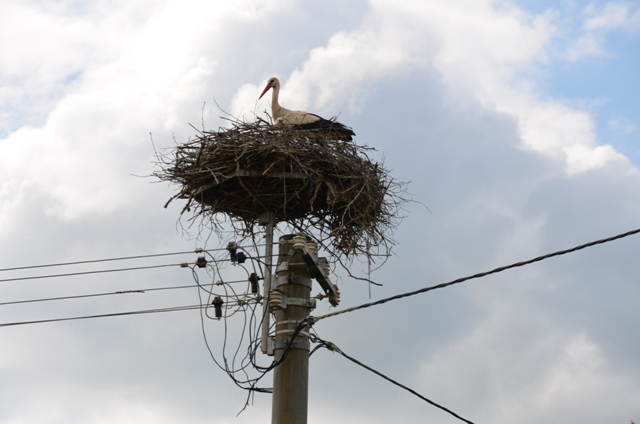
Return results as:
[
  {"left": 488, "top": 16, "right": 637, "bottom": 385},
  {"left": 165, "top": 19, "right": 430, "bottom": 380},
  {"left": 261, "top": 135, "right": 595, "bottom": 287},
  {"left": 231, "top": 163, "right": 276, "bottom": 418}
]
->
[{"left": 258, "top": 77, "right": 355, "bottom": 141}]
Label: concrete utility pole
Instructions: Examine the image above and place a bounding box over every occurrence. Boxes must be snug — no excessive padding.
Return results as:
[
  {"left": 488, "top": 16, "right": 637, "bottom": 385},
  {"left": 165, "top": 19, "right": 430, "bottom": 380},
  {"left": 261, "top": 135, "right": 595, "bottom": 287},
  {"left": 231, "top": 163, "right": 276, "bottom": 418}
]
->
[
  {"left": 268, "top": 233, "right": 340, "bottom": 424},
  {"left": 270, "top": 234, "right": 314, "bottom": 424}
]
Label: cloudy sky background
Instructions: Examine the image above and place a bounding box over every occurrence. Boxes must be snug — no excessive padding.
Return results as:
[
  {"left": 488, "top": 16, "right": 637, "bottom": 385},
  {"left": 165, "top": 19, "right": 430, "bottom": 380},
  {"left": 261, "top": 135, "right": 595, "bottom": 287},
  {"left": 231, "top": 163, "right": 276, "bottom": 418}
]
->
[{"left": 1, "top": 0, "right": 640, "bottom": 423}]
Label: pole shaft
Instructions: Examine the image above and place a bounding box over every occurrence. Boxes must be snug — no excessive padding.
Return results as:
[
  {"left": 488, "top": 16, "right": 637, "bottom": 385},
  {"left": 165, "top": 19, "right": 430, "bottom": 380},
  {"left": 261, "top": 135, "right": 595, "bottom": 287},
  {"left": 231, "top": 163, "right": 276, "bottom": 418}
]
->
[{"left": 271, "top": 236, "right": 311, "bottom": 424}]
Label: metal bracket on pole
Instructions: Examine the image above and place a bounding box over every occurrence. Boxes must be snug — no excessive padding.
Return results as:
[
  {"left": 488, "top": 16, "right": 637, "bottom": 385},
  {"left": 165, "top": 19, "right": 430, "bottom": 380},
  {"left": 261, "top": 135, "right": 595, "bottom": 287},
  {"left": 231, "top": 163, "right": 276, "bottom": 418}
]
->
[
  {"left": 291, "top": 233, "right": 341, "bottom": 307},
  {"left": 273, "top": 319, "right": 311, "bottom": 350},
  {"left": 269, "top": 289, "right": 317, "bottom": 311}
]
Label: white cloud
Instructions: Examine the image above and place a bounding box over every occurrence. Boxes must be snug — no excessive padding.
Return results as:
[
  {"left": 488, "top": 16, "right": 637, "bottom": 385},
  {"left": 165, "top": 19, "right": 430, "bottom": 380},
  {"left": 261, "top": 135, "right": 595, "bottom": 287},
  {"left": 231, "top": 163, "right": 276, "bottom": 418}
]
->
[
  {"left": 419, "top": 299, "right": 640, "bottom": 423},
  {"left": 584, "top": 1, "right": 640, "bottom": 32},
  {"left": 608, "top": 116, "right": 638, "bottom": 135},
  {"left": 564, "top": 1, "right": 640, "bottom": 61},
  {"left": 0, "top": 0, "right": 292, "bottom": 220},
  {"left": 0, "top": 0, "right": 152, "bottom": 133},
  {"left": 2, "top": 1, "right": 640, "bottom": 423},
  {"left": 565, "top": 33, "right": 607, "bottom": 60},
  {"left": 266, "top": 0, "right": 625, "bottom": 174}
]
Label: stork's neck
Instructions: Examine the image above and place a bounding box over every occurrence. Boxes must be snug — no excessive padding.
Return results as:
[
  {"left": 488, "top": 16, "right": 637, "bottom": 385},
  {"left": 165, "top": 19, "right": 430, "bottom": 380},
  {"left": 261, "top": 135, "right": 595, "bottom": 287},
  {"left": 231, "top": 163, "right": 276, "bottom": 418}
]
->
[{"left": 271, "top": 87, "right": 284, "bottom": 119}]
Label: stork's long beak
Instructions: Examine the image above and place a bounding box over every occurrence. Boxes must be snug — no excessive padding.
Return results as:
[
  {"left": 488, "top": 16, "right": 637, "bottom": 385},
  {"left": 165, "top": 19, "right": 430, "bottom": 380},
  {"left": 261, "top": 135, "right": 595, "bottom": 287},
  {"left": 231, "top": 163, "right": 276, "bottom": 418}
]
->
[{"left": 258, "top": 84, "right": 271, "bottom": 100}]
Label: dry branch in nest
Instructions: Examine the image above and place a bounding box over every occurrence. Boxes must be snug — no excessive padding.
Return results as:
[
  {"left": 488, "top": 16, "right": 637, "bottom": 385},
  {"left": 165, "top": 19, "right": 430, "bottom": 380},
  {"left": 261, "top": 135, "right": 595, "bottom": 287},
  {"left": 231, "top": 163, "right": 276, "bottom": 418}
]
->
[{"left": 154, "top": 119, "right": 407, "bottom": 261}]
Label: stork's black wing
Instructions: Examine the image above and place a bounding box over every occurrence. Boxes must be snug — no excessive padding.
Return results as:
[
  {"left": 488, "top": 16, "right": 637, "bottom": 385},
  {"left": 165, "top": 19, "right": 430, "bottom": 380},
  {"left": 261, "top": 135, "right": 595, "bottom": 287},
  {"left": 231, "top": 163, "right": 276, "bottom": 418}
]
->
[{"left": 293, "top": 116, "right": 355, "bottom": 141}]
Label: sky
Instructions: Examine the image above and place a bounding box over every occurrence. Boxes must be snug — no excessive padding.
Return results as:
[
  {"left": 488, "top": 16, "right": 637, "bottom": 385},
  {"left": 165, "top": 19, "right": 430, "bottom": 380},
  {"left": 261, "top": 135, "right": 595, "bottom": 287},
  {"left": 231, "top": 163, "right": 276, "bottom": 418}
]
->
[{"left": 1, "top": 0, "right": 640, "bottom": 423}]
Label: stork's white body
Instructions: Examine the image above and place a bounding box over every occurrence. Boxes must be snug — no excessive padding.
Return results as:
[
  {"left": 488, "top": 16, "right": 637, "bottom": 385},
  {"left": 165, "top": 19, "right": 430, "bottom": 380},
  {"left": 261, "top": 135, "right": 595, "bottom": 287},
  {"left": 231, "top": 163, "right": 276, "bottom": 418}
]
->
[{"left": 259, "top": 77, "right": 355, "bottom": 141}]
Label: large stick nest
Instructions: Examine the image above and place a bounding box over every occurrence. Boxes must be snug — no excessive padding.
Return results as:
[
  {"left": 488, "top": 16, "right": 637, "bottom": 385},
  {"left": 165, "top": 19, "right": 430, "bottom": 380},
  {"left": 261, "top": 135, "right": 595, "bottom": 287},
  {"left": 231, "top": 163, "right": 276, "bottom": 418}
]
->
[{"left": 154, "top": 119, "right": 407, "bottom": 260}]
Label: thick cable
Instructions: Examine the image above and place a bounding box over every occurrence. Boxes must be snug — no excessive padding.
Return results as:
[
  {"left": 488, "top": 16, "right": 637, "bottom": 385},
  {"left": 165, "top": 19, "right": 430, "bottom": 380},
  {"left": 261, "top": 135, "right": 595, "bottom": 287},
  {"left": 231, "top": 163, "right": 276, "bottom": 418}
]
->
[
  {"left": 310, "top": 333, "right": 474, "bottom": 424},
  {"left": 314, "top": 227, "right": 640, "bottom": 322}
]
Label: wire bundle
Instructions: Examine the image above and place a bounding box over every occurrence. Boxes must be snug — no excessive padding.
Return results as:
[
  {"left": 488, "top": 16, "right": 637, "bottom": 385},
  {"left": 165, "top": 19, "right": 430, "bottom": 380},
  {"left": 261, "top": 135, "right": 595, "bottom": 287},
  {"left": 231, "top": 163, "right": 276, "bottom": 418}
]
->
[{"left": 3, "top": 227, "right": 640, "bottom": 423}]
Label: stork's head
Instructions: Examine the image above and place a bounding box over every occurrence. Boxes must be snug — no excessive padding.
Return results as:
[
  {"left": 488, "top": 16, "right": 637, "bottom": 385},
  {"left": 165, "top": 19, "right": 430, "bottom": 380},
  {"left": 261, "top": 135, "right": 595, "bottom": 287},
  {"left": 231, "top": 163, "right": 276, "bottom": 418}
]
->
[{"left": 258, "top": 77, "right": 279, "bottom": 100}]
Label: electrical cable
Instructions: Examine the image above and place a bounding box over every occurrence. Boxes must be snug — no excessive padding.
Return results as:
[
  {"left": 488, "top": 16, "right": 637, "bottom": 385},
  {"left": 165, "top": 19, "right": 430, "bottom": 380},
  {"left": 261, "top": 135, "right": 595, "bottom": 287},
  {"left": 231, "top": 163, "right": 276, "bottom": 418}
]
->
[
  {"left": 309, "top": 331, "right": 475, "bottom": 424},
  {"left": 313, "top": 227, "right": 640, "bottom": 323},
  {"left": 0, "top": 262, "right": 254, "bottom": 326},
  {"left": 0, "top": 304, "right": 206, "bottom": 328},
  {"left": 0, "top": 284, "right": 201, "bottom": 306},
  {"left": 9, "top": 227, "right": 636, "bottom": 414},
  {"left": 191, "top": 246, "right": 312, "bottom": 402},
  {"left": 5, "top": 226, "right": 636, "bottom": 327},
  {"left": 191, "top": 261, "right": 272, "bottom": 394},
  {"left": 0, "top": 245, "right": 278, "bottom": 273},
  {"left": 0, "top": 260, "right": 254, "bottom": 307},
  {"left": 0, "top": 248, "right": 214, "bottom": 273},
  {"left": 208, "top": 242, "right": 278, "bottom": 374},
  {"left": 0, "top": 263, "right": 188, "bottom": 284}
]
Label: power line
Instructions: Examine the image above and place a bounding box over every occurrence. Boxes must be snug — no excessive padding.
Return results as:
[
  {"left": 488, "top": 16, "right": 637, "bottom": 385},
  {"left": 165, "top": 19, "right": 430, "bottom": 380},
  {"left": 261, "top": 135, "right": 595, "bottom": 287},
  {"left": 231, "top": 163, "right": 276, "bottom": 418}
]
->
[
  {"left": 0, "top": 262, "right": 189, "bottom": 284},
  {"left": 0, "top": 248, "right": 210, "bottom": 273},
  {"left": 310, "top": 332, "right": 474, "bottom": 424},
  {"left": 0, "top": 304, "right": 206, "bottom": 328},
  {"left": 313, "top": 227, "right": 640, "bottom": 322},
  {"left": 0, "top": 244, "right": 276, "bottom": 273},
  {"left": 0, "top": 274, "right": 255, "bottom": 306},
  {"left": 5, "top": 227, "right": 637, "bottom": 355},
  {"left": 0, "top": 284, "right": 200, "bottom": 306}
]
